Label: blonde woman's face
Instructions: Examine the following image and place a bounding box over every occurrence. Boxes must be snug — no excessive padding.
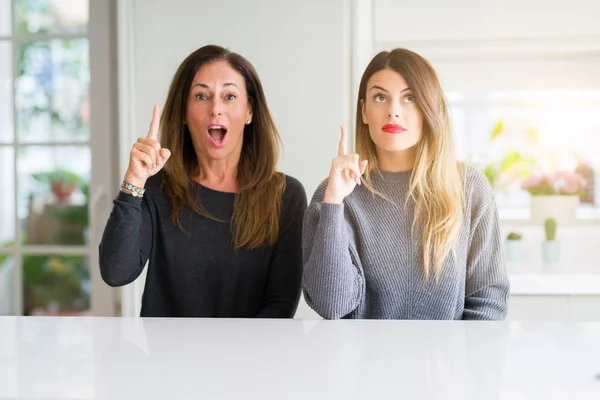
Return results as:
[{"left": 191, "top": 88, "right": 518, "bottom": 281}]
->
[{"left": 361, "top": 68, "right": 423, "bottom": 153}]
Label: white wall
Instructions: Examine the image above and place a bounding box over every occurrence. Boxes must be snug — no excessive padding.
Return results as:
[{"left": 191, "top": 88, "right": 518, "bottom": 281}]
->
[{"left": 373, "top": 0, "right": 600, "bottom": 91}]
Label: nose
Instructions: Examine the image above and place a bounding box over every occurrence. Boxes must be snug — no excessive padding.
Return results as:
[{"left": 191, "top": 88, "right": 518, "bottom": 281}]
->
[
  {"left": 387, "top": 102, "right": 402, "bottom": 119},
  {"left": 209, "top": 99, "right": 223, "bottom": 116}
]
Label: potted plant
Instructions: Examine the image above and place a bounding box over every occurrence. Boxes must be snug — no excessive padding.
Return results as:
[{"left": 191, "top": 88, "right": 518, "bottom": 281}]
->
[
  {"left": 504, "top": 232, "right": 523, "bottom": 262},
  {"left": 32, "top": 169, "right": 85, "bottom": 201},
  {"left": 521, "top": 171, "right": 587, "bottom": 224},
  {"left": 542, "top": 218, "right": 560, "bottom": 264},
  {"left": 23, "top": 254, "right": 90, "bottom": 316}
]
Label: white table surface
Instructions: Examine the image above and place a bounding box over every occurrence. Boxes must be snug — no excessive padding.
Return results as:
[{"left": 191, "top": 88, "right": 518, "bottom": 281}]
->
[{"left": 1, "top": 317, "right": 600, "bottom": 400}]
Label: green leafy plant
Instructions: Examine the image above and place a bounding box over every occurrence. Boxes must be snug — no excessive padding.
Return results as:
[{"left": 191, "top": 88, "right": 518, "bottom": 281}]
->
[
  {"left": 0, "top": 168, "right": 91, "bottom": 314},
  {"left": 32, "top": 169, "right": 89, "bottom": 241},
  {"left": 506, "top": 232, "right": 522, "bottom": 241},
  {"left": 33, "top": 169, "right": 85, "bottom": 199},
  {"left": 544, "top": 218, "right": 557, "bottom": 241},
  {"left": 22, "top": 255, "right": 90, "bottom": 315},
  {"left": 0, "top": 246, "right": 90, "bottom": 315}
]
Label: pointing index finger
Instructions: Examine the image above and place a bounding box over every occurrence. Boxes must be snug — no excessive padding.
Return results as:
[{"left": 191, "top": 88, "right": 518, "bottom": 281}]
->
[
  {"left": 338, "top": 125, "right": 347, "bottom": 157},
  {"left": 147, "top": 104, "right": 160, "bottom": 140}
]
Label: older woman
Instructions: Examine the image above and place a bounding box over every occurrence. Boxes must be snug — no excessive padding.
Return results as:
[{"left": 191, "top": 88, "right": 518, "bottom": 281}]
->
[{"left": 100, "top": 45, "right": 306, "bottom": 318}]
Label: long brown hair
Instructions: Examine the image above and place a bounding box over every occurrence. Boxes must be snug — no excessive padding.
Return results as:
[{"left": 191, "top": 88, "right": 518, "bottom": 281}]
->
[
  {"left": 356, "top": 48, "right": 464, "bottom": 280},
  {"left": 160, "top": 45, "right": 285, "bottom": 250}
]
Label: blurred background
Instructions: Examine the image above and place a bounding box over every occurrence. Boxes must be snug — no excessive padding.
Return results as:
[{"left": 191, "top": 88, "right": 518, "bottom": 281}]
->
[{"left": 0, "top": 0, "right": 598, "bottom": 322}]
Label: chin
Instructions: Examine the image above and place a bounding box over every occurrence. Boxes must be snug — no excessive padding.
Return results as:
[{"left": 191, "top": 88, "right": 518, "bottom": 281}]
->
[
  {"left": 373, "top": 138, "right": 418, "bottom": 153},
  {"left": 205, "top": 149, "right": 230, "bottom": 160}
]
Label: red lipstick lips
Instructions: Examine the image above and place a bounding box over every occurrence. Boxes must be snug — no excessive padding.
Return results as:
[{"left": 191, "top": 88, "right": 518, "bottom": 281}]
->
[{"left": 382, "top": 124, "right": 406, "bottom": 134}]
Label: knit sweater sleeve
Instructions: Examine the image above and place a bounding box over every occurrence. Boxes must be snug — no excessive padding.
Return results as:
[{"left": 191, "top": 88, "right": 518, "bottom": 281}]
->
[
  {"left": 301, "top": 181, "right": 365, "bottom": 319},
  {"left": 98, "top": 189, "right": 154, "bottom": 287},
  {"left": 463, "top": 169, "right": 510, "bottom": 320}
]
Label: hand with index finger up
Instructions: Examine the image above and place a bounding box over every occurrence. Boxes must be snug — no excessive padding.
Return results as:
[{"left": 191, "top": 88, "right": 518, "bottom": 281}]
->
[
  {"left": 124, "top": 104, "right": 172, "bottom": 188},
  {"left": 323, "top": 125, "right": 368, "bottom": 204}
]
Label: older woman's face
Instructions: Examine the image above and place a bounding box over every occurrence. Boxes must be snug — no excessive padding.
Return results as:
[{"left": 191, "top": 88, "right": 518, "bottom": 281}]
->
[{"left": 186, "top": 61, "right": 253, "bottom": 162}]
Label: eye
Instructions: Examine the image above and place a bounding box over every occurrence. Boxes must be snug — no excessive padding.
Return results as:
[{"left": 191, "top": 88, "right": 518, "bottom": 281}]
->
[
  {"left": 195, "top": 93, "right": 208, "bottom": 101},
  {"left": 225, "top": 93, "right": 237, "bottom": 101},
  {"left": 373, "top": 94, "right": 386, "bottom": 103},
  {"left": 403, "top": 94, "right": 415, "bottom": 104}
]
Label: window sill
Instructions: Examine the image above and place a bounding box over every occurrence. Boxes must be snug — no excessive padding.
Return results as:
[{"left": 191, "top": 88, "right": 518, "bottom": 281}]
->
[
  {"left": 499, "top": 207, "right": 600, "bottom": 226},
  {"left": 508, "top": 262, "right": 600, "bottom": 295}
]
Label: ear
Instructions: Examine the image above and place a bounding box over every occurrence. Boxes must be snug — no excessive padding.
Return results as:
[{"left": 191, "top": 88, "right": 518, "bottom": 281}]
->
[
  {"left": 246, "top": 106, "right": 253, "bottom": 125},
  {"left": 360, "top": 99, "right": 368, "bottom": 124}
]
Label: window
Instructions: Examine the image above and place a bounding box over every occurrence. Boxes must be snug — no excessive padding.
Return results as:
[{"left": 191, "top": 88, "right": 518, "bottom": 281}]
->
[
  {"left": 449, "top": 89, "right": 600, "bottom": 216},
  {"left": 0, "top": 0, "right": 91, "bottom": 316}
]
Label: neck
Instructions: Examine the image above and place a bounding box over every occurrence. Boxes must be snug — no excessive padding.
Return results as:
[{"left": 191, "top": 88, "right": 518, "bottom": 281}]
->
[
  {"left": 376, "top": 146, "right": 416, "bottom": 172},
  {"left": 193, "top": 158, "right": 239, "bottom": 192}
]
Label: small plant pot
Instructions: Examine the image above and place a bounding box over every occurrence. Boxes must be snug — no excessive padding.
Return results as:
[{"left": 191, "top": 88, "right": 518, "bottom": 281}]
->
[
  {"left": 51, "top": 181, "right": 76, "bottom": 200},
  {"left": 542, "top": 241, "right": 560, "bottom": 263},
  {"left": 505, "top": 240, "right": 523, "bottom": 262}
]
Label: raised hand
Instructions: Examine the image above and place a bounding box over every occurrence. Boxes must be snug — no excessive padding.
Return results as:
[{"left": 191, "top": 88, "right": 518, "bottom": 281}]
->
[
  {"left": 124, "top": 104, "right": 172, "bottom": 188},
  {"left": 323, "top": 126, "right": 368, "bottom": 204}
]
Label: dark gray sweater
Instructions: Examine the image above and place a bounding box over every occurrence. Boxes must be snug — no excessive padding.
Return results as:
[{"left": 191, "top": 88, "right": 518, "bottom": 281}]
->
[
  {"left": 302, "top": 167, "right": 510, "bottom": 320},
  {"left": 99, "top": 172, "right": 307, "bottom": 318}
]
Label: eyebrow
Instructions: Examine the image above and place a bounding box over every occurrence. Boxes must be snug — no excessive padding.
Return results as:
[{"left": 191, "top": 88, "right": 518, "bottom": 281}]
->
[
  {"left": 369, "top": 85, "right": 412, "bottom": 93},
  {"left": 191, "top": 82, "right": 240, "bottom": 90}
]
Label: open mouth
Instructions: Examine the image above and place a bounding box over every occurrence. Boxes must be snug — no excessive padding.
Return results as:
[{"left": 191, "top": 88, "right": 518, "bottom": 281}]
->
[{"left": 207, "top": 124, "right": 228, "bottom": 147}]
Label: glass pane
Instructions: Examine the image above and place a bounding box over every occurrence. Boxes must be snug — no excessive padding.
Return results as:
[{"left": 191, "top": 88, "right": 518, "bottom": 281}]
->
[
  {"left": 18, "top": 146, "right": 90, "bottom": 245},
  {"left": 0, "top": 0, "right": 10, "bottom": 36},
  {"left": 14, "top": 0, "right": 88, "bottom": 35},
  {"left": 0, "top": 254, "right": 15, "bottom": 315},
  {"left": 22, "top": 255, "right": 90, "bottom": 316},
  {"left": 16, "top": 39, "right": 89, "bottom": 143},
  {"left": 448, "top": 89, "right": 600, "bottom": 209},
  {"left": 0, "top": 146, "right": 15, "bottom": 246},
  {"left": 0, "top": 41, "right": 13, "bottom": 143}
]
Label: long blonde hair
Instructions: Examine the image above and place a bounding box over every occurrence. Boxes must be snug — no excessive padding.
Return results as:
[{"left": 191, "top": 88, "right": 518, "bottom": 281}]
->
[
  {"left": 356, "top": 48, "right": 464, "bottom": 280},
  {"left": 160, "top": 45, "right": 285, "bottom": 250}
]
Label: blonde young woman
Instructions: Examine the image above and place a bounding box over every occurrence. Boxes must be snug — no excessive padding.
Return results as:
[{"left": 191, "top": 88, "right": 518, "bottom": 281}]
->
[{"left": 302, "top": 48, "right": 509, "bottom": 320}]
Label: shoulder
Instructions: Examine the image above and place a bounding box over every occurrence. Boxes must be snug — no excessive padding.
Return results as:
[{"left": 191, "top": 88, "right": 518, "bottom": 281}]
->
[
  {"left": 280, "top": 173, "right": 308, "bottom": 212},
  {"left": 462, "top": 165, "right": 493, "bottom": 200},
  {"left": 283, "top": 174, "right": 307, "bottom": 199},
  {"left": 461, "top": 164, "right": 497, "bottom": 217}
]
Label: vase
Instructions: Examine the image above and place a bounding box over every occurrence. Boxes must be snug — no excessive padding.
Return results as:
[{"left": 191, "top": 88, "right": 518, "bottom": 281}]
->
[
  {"left": 504, "top": 240, "right": 522, "bottom": 262},
  {"left": 530, "top": 195, "right": 579, "bottom": 224},
  {"left": 542, "top": 241, "right": 561, "bottom": 264}
]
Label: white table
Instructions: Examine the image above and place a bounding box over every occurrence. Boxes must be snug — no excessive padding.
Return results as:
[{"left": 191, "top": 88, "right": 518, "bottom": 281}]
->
[{"left": 1, "top": 317, "right": 599, "bottom": 399}]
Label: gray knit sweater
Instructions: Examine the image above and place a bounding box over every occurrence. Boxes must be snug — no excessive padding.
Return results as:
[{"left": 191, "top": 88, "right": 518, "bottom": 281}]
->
[{"left": 302, "top": 167, "right": 510, "bottom": 320}]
